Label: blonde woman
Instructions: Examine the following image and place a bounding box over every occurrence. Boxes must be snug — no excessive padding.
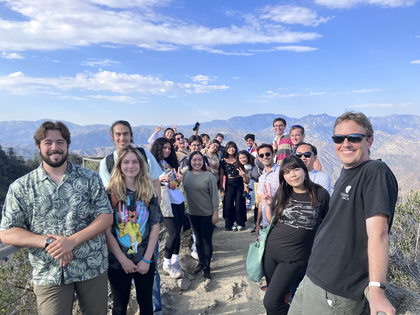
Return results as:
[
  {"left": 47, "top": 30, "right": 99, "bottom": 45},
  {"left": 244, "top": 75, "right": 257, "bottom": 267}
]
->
[{"left": 106, "top": 145, "right": 163, "bottom": 315}]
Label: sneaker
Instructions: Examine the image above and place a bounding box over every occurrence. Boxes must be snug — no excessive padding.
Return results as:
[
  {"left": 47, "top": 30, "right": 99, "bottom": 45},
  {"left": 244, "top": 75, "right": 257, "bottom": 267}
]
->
[
  {"left": 250, "top": 224, "right": 256, "bottom": 234},
  {"left": 191, "top": 251, "right": 199, "bottom": 260},
  {"left": 232, "top": 225, "right": 237, "bottom": 231},
  {"left": 172, "top": 261, "right": 184, "bottom": 277},
  {"left": 193, "top": 263, "right": 203, "bottom": 274},
  {"left": 237, "top": 226, "right": 244, "bottom": 231},
  {"left": 260, "top": 285, "right": 268, "bottom": 291},
  {"left": 163, "top": 264, "right": 183, "bottom": 279}
]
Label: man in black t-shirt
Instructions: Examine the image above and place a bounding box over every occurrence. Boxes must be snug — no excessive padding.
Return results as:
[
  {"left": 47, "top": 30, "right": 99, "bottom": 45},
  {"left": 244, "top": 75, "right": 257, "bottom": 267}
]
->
[{"left": 289, "top": 112, "right": 398, "bottom": 315}]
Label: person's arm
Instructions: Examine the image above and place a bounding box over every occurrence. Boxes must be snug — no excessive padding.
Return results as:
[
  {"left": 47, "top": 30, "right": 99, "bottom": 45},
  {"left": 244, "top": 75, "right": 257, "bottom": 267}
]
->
[
  {"left": 366, "top": 214, "right": 396, "bottom": 315},
  {"left": 46, "top": 213, "right": 113, "bottom": 259},
  {"left": 137, "top": 222, "right": 159, "bottom": 274},
  {"left": 148, "top": 131, "right": 159, "bottom": 145},
  {"left": 173, "top": 124, "right": 177, "bottom": 133},
  {"left": 0, "top": 227, "right": 49, "bottom": 248},
  {"left": 193, "top": 122, "right": 200, "bottom": 135},
  {"left": 104, "top": 226, "right": 137, "bottom": 274},
  {"left": 218, "top": 166, "right": 225, "bottom": 189},
  {"left": 208, "top": 176, "right": 220, "bottom": 225}
]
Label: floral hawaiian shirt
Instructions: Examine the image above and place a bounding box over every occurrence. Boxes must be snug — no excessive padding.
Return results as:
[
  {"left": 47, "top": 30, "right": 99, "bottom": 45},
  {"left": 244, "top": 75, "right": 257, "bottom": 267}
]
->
[{"left": 0, "top": 162, "right": 113, "bottom": 285}]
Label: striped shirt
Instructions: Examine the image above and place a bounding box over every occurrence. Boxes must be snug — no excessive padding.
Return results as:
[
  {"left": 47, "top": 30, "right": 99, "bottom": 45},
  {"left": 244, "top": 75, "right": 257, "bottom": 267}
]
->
[{"left": 272, "top": 134, "right": 292, "bottom": 165}]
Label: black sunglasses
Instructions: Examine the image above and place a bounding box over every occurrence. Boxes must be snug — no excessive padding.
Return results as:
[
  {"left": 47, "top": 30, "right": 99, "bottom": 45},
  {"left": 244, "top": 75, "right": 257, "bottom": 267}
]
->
[
  {"left": 332, "top": 134, "right": 366, "bottom": 144},
  {"left": 176, "top": 136, "right": 184, "bottom": 141},
  {"left": 295, "top": 152, "right": 314, "bottom": 158},
  {"left": 258, "top": 152, "right": 272, "bottom": 158}
]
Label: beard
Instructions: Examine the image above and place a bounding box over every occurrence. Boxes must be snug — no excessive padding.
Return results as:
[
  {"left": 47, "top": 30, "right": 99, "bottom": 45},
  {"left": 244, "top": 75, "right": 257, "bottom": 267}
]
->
[{"left": 40, "top": 150, "right": 68, "bottom": 168}]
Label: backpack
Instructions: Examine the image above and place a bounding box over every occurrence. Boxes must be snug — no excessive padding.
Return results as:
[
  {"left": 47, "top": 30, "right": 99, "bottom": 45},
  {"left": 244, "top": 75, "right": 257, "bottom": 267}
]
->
[{"left": 106, "top": 147, "right": 148, "bottom": 174}]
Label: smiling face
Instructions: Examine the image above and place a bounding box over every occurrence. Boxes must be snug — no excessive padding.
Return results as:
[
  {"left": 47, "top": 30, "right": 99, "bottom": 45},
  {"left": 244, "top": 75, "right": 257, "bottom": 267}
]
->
[
  {"left": 162, "top": 142, "right": 172, "bottom": 159},
  {"left": 191, "top": 154, "right": 204, "bottom": 171},
  {"left": 165, "top": 129, "right": 174, "bottom": 139},
  {"left": 202, "top": 135, "right": 209, "bottom": 146},
  {"left": 227, "top": 145, "right": 236, "bottom": 156},
  {"left": 295, "top": 144, "right": 315, "bottom": 172},
  {"left": 209, "top": 142, "right": 219, "bottom": 154},
  {"left": 283, "top": 167, "right": 306, "bottom": 192},
  {"left": 334, "top": 120, "right": 373, "bottom": 169},
  {"left": 273, "top": 121, "right": 286, "bottom": 136},
  {"left": 190, "top": 140, "right": 202, "bottom": 152},
  {"left": 246, "top": 138, "right": 255, "bottom": 148},
  {"left": 121, "top": 152, "right": 140, "bottom": 179},
  {"left": 175, "top": 134, "right": 185, "bottom": 149},
  {"left": 258, "top": 147, "right": 274, "bottom": 167},
  {"left": 290, "top": 128, "right": 305, "bottom": 146},
  {"left": 37, "top": 130, "right": 69, "bottom": 168},
  {"left": 239, "top": 153, "right": 248, "bottom": 166},
  {"left": 111, "top": 124, "right": 133, "bottom": 154},
  {"left": 216, "top": 136, "right": 223, "bottom": 145}
]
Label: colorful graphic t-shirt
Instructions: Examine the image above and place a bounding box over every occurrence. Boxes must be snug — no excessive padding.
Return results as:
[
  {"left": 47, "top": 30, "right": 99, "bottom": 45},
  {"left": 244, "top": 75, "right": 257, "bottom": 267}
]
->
[
  {"left": 108, "top": 189, "right": 163, "bottom": 269},
  {"left": 160, "top": 160, "right": 185, "bottom": 204}
]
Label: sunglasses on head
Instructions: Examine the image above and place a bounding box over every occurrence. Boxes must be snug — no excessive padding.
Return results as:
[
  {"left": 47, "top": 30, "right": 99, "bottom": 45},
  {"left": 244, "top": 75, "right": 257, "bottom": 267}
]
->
[
  {"left": 295, "top": 152, "right": 314, "bottom": 158},
  {"left": 332, "top": 134, "right": 366, "bottom": 144},
  {"left": 259, "top": 152, "right": 272, "bottom": 158}
]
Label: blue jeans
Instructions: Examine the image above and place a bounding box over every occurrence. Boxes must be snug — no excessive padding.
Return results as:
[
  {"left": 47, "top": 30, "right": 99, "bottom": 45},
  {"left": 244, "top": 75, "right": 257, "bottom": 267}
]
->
[{"left": 152, "top": 240, "right": 162, "bottom": 314}]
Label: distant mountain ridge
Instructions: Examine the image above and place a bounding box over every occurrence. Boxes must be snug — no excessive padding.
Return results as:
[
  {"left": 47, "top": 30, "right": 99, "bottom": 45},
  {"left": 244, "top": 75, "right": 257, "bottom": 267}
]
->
[{"left": 1, "top": 113, "right": 420, "bottom": 195}]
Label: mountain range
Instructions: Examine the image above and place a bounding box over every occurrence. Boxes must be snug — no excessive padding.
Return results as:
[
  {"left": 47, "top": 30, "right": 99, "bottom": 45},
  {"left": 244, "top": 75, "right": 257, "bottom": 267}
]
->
[{"left": 1, "top": 113, "right": 419, "bottom": 196}]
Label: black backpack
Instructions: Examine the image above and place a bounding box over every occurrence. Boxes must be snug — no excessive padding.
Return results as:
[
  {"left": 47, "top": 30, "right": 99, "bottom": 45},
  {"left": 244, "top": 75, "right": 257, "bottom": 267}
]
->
[{"left": 106, "top": 147, "right": 148, "bottom": 174}]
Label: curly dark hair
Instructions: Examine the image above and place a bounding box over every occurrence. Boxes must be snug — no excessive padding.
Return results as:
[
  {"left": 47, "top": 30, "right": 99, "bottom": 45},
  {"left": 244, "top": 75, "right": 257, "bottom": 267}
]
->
[{"left": 151, "top": 137, "right": 179, "bottom": 169}]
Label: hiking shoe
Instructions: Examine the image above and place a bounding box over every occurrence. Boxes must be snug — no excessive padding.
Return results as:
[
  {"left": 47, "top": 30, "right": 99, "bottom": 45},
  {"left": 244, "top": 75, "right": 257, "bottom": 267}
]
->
[
  {"left": 250, "top": 224, "right": 256, "bottom": 234},
  {"left": 172, "top": 261, "right": 184, "bottom": 277},
  {"left": 193, "top": 263, "right": 203, "bottom": 274},
  {"left": 232, "top": 225, "right": 237, "bottom": 231},
  {"left": 163, "top": 264, "right": 183, "bottom": 279},
  {"left": 191, "top": 250, "right": 199, "bottom": 260}
]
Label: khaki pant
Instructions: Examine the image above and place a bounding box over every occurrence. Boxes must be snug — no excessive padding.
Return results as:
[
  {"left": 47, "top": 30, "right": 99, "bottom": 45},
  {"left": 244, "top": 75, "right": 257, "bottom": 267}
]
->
[
  {"left": 34, "top": 271, "right": 108, "bottom": 315},
  {"left": 288, "top": 275, "right": 365, "bottom": 315}
]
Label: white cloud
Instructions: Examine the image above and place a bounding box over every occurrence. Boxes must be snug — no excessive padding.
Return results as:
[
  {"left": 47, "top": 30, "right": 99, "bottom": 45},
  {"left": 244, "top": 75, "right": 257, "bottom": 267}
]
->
[
  {"left": 88, "top": 95, "right": 147, "bottom": 103},
  {"left": 233, "top": 77, "right": 240, "bottom": 80},
  {"left": 352, "top": 102, "right": 410, "bottom": 108},
  {"left": 81, "top": 58, "right": 121, "bottom": 67},
  {"left": 410, "top": 59, "right": 420, "bottom": 64},
  {"left": 315, "top": 0, "right": 416, "bottom": 8},
  {"left": 260, "top": 5, "right": 330, "bottom": 27},
  {"left": 265, "top": 91, "right": 302, "bottom": 98},
  {"left": 55, "top": 95, "right": 88, "bottom": 101},
  {"left": 308, "top": 92, "right": 326, "bottom": 96},
  {"left": 192, "top": 46, "right": 254, "bottom": 56},
  {"left": 190, "top": 75, "right": 219, "bottom": 85},
  {"left": 0, "top": 1, "right": 322, "bottom": 53},
  {"left": 352, "top": 88, "right": 382, "bottom": 93},
  {"left": 0, "top": 70, "right": 229, "bottom": 96},
  {"left": 250, "top": 46, "right": 318, "bottom": 53},
  {"left": 2, "top": 52, "right": 25, "bottom": 59}
]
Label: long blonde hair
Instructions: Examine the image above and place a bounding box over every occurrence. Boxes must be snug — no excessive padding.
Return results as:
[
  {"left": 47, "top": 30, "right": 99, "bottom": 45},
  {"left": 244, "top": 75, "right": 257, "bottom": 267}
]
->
[{"left": 107, "top": 145, "right": 156, "bottom": 202}]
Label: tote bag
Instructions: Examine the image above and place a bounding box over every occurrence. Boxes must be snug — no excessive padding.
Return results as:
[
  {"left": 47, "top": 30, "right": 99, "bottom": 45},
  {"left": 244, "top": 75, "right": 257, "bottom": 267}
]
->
[
  {"left": 246, "top": 213, "right": 276, "bottom": 282},
  {"left": 160, "top": 185, "right": 173, "bottom": 217}
]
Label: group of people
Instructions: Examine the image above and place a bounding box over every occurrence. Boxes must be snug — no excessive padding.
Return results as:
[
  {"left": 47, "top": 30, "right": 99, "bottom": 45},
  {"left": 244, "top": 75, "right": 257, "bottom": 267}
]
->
[{"left": 0, "top": 111, "right": 399, "bottom": 315}]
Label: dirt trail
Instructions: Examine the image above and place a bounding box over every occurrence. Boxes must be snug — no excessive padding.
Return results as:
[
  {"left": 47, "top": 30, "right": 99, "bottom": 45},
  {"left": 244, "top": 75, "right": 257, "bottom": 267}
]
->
[{"left": 157, "top": 206, "right": 267, "bottom": 315}]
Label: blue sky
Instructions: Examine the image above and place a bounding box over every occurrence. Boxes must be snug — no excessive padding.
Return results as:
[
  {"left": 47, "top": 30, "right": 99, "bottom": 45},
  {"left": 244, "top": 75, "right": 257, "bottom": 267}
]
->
[{"left": 0, "top": 0, "right": 419, "bottom": 126}]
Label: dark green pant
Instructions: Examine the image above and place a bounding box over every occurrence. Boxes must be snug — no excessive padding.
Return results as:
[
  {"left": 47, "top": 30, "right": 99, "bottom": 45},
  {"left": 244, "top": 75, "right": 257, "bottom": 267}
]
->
[
  {"left": 34, "top": 271, "right": 108, "bottom": 315},
  {"left": 288, "top": 276, "right": 365, "bottom": 315}
]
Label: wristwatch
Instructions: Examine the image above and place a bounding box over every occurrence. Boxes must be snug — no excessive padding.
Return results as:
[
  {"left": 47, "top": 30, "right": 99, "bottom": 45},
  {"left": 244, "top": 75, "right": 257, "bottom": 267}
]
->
[
  {"left": 45, "top": 237, "right": 54, "bottom": 249},
  {"left": 368, "top": 281, "right": 386, "bottom": 290}
]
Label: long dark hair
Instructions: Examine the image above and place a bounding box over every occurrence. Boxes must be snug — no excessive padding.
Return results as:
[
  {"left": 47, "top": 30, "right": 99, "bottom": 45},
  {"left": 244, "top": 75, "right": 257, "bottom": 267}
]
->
[
  {"left": 274, "top": 156, "right": 321, "bottom": 219},
  {"left": 238, "top": 150, "right": 255, "bottom": 167},
  {"left": 223, "top": 141, "right": 239, "bottom": 159},
  {"left": 151, "top": 137, "right": 179, "bottom": 169}
]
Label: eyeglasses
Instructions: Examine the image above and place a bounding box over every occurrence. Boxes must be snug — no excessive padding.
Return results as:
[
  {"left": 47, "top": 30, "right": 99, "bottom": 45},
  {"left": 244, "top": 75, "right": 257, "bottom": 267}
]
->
[
  {"left": 273, "top": 124, "right": 284, "bottom": 128},
  {"left": 259, "top": 152, "right": 272, "bottom": 158},
  {"left": 332, "top": 134, "right": 366, "bottom": 144},
  {"left": 295, "top": 152, "right": 314, "bottom": 158},
  {"left": 176, "top": 136, "right": 184, "bottom": 141}
]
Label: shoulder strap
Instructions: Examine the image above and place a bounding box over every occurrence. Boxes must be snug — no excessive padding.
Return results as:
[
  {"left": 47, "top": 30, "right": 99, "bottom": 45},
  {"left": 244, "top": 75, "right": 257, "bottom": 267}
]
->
[
  {"left": 106, "top": 153, "right": 114, "bottom": 174},
  {"left": 136, "top": 147, "right": 149, "bottom": 169},
  {"left": 110, "top": 190, "right": 122, "bottom": 221}
]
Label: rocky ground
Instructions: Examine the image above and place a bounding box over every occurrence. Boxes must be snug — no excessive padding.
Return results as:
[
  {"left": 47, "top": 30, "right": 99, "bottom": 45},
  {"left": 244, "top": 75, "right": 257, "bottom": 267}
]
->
[{"left": 157, "top": 207, "right": 267, "bottom": 315}]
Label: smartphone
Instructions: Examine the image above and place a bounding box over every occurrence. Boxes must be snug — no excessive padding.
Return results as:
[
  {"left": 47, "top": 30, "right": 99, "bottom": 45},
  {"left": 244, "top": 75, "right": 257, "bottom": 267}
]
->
[{"left": 192, "top": 122, "right": 200, "bottom": 131}]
